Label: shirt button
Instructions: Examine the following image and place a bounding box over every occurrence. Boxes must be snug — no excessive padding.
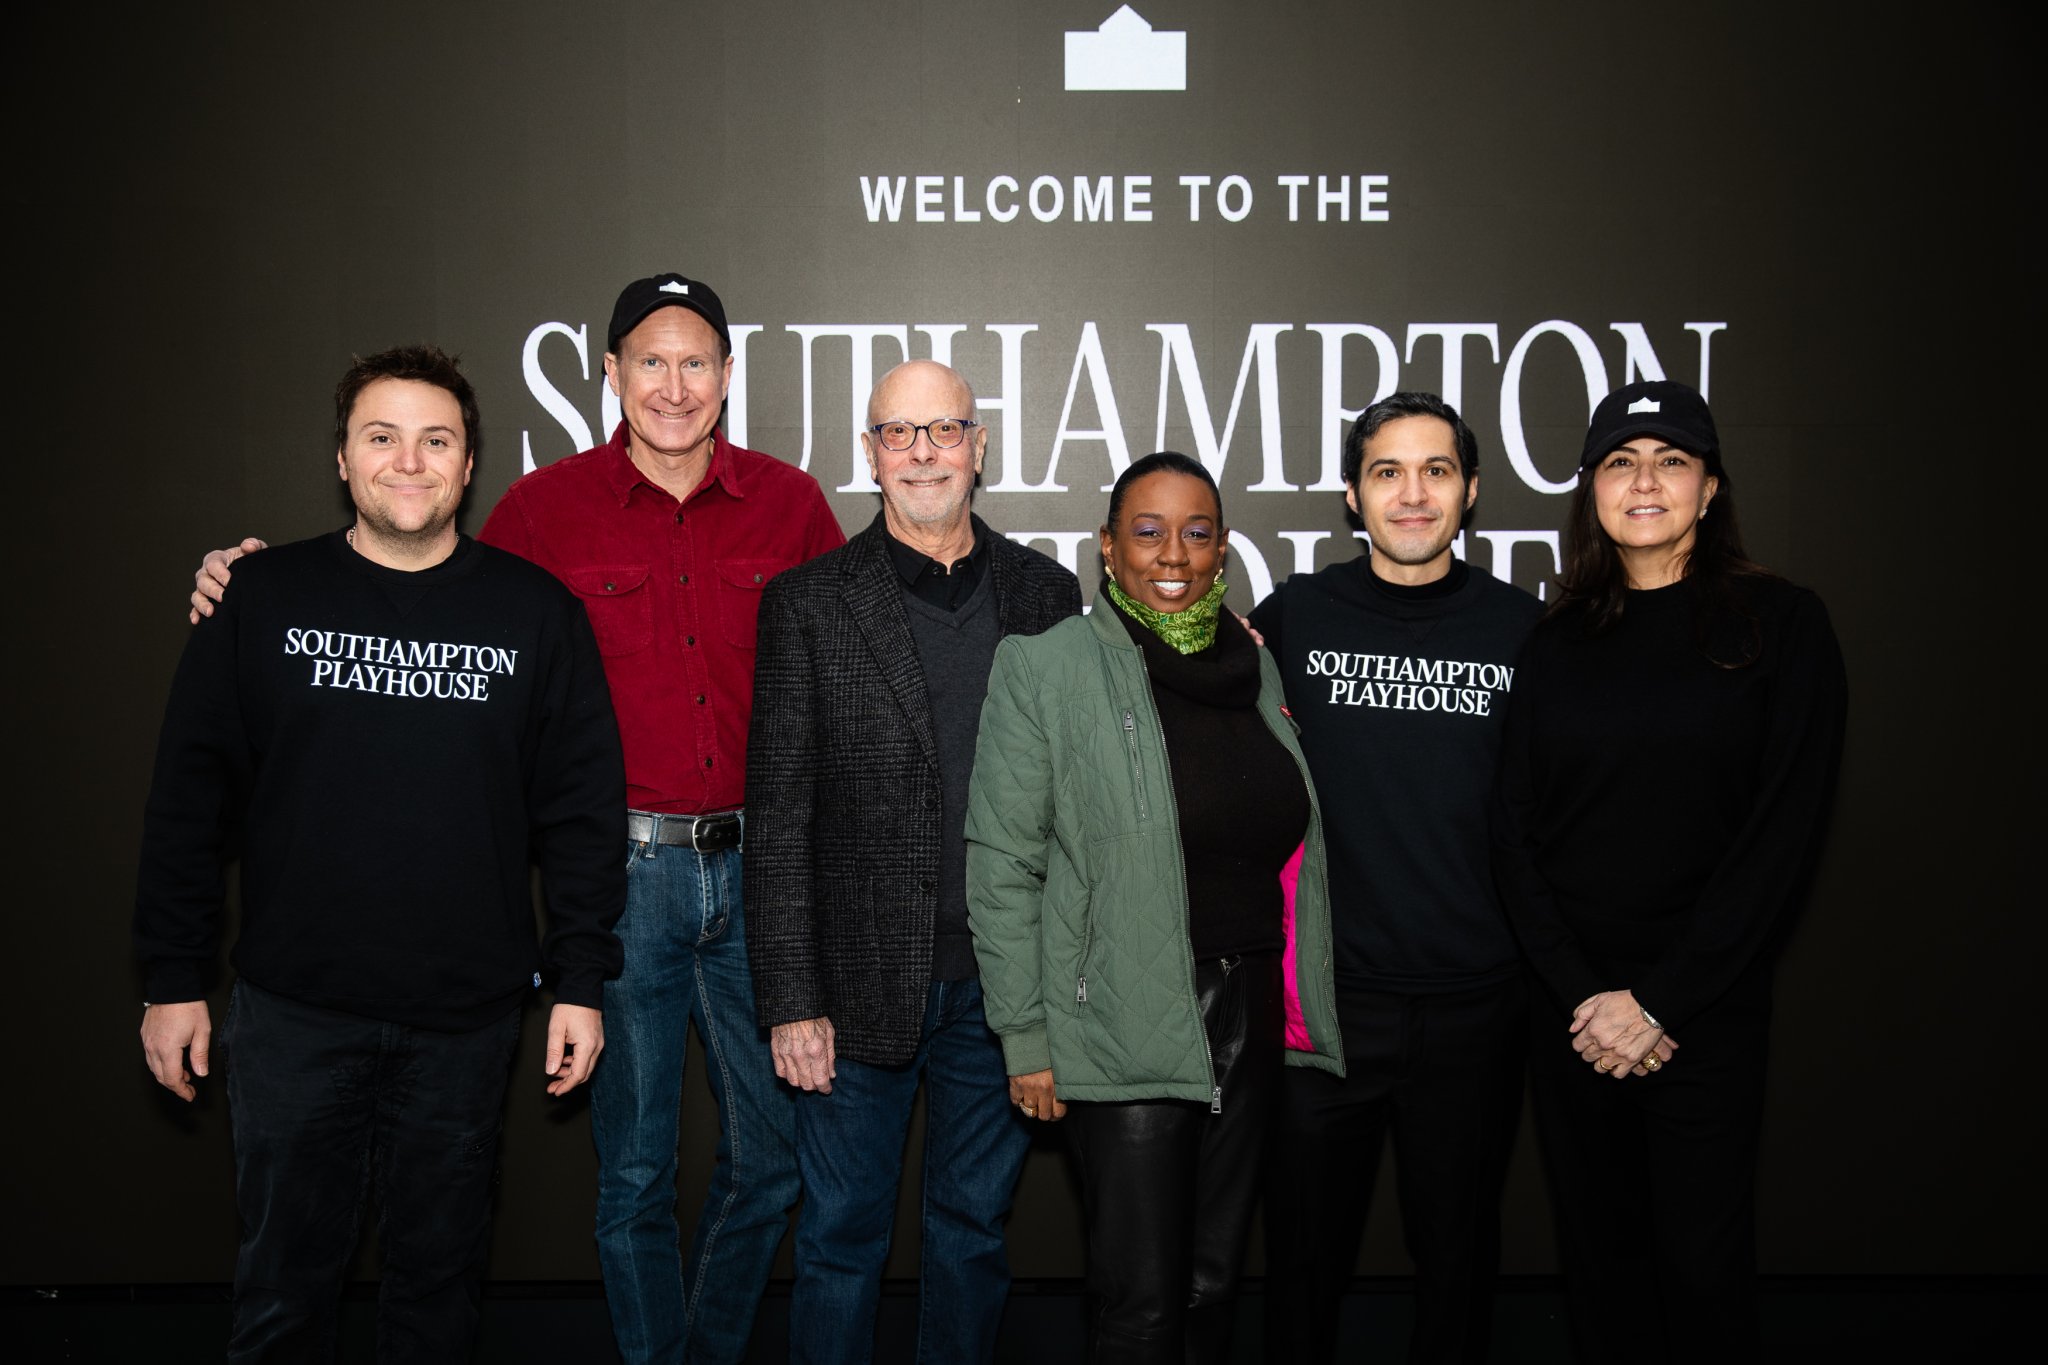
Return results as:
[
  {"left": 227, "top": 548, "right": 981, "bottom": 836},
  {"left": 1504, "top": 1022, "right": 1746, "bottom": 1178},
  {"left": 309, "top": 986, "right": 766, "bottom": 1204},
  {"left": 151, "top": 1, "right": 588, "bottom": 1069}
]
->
[
  {"left": 919, "top": 878, "right": 934, "bottom": 891},
  {"left": 686, "top": 635, "right": 696, "bottom": 646},
  {"left": 696, "top": 694, "right": 707, "bottom": 704},
  {"left": 604, "top": 582, "right": 616, "bottom": 592},
  {"left": 678, "top": 574, "right": 689, "bottom": 585},
  {"left": 753, "top": 573, "right": 764, "bottom": 584},
  {"left": 703, "top": 757, "right": 714, "bottom": 768}
]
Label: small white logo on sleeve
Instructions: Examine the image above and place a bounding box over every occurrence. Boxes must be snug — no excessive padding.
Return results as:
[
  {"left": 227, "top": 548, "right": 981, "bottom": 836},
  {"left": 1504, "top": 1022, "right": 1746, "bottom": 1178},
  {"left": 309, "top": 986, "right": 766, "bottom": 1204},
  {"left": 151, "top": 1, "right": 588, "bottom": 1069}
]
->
[
  {"left": 659, "top": 280, "right": 690, "bottom": 295},
  {"left": 1065, "top": 6, "right": 1186, "bottom": 91},
  {"left": 1627, "top": 396, "right": 1662, "bottom": 414},
  {"left": 533, "top": 972, "right": 543, "bottom": 988}
]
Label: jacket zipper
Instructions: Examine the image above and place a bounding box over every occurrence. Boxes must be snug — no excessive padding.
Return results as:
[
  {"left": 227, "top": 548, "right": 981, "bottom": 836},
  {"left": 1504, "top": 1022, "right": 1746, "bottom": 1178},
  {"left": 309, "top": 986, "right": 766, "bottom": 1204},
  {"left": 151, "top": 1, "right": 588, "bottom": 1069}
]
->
[
  {"left": 1121, "top": 709, "right": 1149, "bottom": 822},
  {"left": 1209, "top": 955, "right": 1237, "bottom": 1113}
]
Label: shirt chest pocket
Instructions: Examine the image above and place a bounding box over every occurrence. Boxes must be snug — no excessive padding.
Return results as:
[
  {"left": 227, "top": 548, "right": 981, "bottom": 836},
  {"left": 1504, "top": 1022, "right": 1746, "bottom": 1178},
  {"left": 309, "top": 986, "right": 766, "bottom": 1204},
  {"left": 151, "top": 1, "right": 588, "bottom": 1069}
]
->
[
  {"left": 564, "top": 565, "right": 653, "bottom": 657},
  {"left": 715, "top": 558, "right": 782, "bottom": 650}
]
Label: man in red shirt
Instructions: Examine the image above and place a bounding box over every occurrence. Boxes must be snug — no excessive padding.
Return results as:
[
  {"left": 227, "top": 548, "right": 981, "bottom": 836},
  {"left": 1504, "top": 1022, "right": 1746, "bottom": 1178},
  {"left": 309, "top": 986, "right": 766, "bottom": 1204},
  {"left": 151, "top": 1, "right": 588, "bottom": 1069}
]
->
[{"left": 189, "top": 276, "right": 845, "bottom": 1364}]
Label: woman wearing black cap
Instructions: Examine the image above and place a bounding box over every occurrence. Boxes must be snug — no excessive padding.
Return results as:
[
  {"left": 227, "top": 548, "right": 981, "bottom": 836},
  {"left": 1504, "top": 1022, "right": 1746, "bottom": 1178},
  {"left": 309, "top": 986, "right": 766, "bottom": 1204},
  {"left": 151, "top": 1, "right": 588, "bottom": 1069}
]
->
[{"left": 1491, "top": 381, "right": 1847, "bottom": 1363}]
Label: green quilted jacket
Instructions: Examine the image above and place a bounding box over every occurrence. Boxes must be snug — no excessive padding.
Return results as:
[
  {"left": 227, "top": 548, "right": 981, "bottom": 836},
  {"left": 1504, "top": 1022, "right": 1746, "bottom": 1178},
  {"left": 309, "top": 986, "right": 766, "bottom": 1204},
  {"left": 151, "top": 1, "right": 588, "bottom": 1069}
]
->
[{"left": 964, "top": 595, "right": 1345, "bottom": 1103}]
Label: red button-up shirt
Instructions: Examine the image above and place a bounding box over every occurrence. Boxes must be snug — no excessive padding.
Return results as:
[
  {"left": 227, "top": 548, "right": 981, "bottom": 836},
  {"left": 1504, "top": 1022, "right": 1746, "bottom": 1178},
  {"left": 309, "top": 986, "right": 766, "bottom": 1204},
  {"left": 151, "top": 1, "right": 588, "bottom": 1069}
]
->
[{"left": 480, "top": 424, "right": 845, "bottom": 814}]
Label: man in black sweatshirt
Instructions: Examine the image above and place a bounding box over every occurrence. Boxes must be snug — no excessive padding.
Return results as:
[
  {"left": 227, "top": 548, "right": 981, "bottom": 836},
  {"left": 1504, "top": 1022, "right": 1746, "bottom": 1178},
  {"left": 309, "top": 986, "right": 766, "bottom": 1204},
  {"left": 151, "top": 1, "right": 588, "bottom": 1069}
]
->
[
  {"left": 134, "top": 346, "right": 625, "bottom": 1362},
  {"left": 1252, "top": 393, "right": 1543, "bottom": 1364}
]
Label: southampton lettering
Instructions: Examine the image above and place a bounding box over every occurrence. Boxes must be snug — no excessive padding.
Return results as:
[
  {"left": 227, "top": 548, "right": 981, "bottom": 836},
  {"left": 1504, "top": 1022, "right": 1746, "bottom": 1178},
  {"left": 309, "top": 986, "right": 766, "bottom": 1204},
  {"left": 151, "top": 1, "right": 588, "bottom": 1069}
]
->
[
  {"left": 284, "top": 628, "right": 518, "bottom": 702},
  {"left": 1306, "top": 650, "right": 1514, "bottom": 715}
]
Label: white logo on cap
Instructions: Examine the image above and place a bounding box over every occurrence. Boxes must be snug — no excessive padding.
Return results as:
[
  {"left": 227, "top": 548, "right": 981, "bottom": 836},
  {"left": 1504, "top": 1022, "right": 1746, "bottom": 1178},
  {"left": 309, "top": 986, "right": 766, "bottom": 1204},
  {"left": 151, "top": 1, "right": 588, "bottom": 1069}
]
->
[
  {"left": 659, "top": 280, "right": 690, "bottom": 295},
  {"left": 1627, "top": 396, "right": 1662, "bottom": 414},
  {"left": 1065, "top": 6, "right": 1186, "bottom": 91}
]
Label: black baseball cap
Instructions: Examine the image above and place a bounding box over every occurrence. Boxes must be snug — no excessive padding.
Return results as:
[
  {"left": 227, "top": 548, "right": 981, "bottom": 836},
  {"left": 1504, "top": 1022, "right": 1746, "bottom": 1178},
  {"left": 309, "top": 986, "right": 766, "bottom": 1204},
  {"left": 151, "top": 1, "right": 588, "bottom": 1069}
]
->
[
  {"left": 1579, "top": 380, "right": 1719, "bottom": 469},
  {"left": 606, "top": 273, "right": 731, "bottom": 356}
]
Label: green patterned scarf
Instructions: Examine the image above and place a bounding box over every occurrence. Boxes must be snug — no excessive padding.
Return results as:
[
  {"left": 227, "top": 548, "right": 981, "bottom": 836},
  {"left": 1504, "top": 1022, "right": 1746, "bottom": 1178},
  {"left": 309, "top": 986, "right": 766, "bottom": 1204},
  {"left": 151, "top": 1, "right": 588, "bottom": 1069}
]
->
[{"left": 1105, "top": 576, "right": 1228, "bottom": 654}]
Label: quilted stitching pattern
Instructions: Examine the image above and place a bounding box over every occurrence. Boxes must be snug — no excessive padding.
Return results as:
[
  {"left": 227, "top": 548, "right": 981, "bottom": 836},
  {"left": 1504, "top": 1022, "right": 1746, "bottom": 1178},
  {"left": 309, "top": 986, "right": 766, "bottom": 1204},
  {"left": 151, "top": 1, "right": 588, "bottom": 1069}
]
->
[{"left": 967, "top": 601, "right": 1345, "bottom": 1102}]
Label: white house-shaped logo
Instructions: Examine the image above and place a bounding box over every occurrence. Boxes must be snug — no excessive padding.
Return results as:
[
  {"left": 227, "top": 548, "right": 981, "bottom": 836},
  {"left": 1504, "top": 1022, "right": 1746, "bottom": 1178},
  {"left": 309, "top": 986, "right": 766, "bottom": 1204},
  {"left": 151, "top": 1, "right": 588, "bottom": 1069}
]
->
[
  {"left": 1627, "top": 396, "right": 1662, "bottom": 414},
  {"left": 1065, "top": 6, "right": 1186, "bottom": 91},
  {"left": 659, "top": 280, "right": 691, "bottom": 295}
]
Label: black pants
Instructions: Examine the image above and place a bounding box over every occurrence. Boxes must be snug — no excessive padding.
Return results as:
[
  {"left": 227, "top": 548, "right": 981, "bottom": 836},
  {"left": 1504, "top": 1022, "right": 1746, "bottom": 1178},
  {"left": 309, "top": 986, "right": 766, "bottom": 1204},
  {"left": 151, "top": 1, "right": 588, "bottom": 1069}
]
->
[
  {"left": 222, "top": 981, "right": 522, "bottom": 1364},
  {"left": 1263, "top": 973, "right": 1527, "bottom": 1364},
  {"left": 1529, "top": 969, "right": 1772, "bottom": 1365},
  {"left": 1065, "top": 953, "right": 1283, "bottom": 1365}
]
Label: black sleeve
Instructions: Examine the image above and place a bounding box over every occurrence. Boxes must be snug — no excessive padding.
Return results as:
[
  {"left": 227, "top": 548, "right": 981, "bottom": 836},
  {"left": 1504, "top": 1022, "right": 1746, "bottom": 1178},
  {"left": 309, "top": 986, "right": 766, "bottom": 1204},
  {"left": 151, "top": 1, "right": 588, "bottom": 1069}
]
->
[
  {"left": 1634, "top": 591, "right": 1848, "bottom": 1027},
  {"left": 134, "top": 596, "right": 254, "bottom": 1003},
  {"left": 527, "top": 595, "right": 628, "bottom": 1009},
  {"left": 1489, "top": 634, "right": 1606, "bottom": 1016},
  {"left": 742, "top": 574, "right": 826, "bottom": 1028}
]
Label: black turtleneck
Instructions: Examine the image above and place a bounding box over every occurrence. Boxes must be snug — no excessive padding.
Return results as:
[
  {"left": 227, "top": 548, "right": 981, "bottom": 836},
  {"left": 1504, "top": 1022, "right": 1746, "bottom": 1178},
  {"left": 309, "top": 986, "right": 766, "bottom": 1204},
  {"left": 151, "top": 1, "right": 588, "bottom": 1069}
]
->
[
  {"left": 1114, "top": 603, "right": 1309, "bottom": 959},
  {"left": 1364, "top": 554, "right": 1469, "bottom": 601}
]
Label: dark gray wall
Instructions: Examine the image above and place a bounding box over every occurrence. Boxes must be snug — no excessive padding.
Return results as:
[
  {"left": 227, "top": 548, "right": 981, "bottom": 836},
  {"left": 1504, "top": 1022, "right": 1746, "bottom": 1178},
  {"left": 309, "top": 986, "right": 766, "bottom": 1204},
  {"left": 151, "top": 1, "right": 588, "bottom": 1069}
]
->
[{"left": 10, "top": 1, "right": 2039, "bottom": 1283}]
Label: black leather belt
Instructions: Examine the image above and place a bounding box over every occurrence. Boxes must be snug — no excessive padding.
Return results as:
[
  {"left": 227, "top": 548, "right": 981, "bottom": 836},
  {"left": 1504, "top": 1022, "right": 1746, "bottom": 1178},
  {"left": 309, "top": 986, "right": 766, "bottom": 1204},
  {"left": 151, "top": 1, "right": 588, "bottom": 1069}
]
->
[{"left": 627, "top": 810, "right": 742, "bottom": 853}]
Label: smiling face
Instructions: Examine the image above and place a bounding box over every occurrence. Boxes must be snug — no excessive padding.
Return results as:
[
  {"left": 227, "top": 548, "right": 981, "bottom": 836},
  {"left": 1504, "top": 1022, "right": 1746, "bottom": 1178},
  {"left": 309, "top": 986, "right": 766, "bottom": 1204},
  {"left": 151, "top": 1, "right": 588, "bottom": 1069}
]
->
[
  {"left": 1591, "top": 437, "right": 1720, "bottom": 586},
  {"left": 604, "top": 305, "right": 733, "bottom": 469},
  {"left": 863, "top": 360, "right": 986, "bottom": 540},
  {"left": 1101, "top": 469, "right": 1228, "bottom": 613},
  {"left": 1347, "top": 413, "right": 1477, "bottom": 585},
  {"left": 336, "top": 378, "right": 472, "bottom": 546}
]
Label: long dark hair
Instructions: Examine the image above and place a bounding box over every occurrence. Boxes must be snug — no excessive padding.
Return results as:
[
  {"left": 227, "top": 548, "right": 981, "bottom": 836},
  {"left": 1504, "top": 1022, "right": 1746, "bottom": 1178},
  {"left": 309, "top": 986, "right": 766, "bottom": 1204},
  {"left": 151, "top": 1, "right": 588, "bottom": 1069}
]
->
[{"left": 1551, "top": 450, "right": 1776, "bottom": 667}]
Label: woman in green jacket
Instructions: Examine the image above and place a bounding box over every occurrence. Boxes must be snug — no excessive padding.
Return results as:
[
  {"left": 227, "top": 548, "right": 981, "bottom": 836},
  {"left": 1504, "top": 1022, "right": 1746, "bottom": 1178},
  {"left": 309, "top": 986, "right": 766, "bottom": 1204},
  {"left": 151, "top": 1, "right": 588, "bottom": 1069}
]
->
[{"left": 965, "top": 451, "right": 1343, "bottom": 1363}]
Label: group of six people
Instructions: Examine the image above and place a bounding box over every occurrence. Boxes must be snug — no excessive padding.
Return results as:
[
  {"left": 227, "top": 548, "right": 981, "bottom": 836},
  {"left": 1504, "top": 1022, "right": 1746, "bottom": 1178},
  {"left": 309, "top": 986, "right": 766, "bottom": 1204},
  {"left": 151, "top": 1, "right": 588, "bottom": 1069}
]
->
[{"left": 139, "top": 269, "right": 1845, "bottom": 1364}]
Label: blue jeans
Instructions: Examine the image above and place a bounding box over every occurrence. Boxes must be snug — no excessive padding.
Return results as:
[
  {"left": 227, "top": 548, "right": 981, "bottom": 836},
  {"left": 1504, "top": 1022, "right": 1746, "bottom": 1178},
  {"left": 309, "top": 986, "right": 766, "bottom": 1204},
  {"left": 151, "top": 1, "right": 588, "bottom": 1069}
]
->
[
  {"left": 222, "top": 980, "right": 522, "bottom": 1363},
  {"left": 590, "top": 826, "right": 800, "bottom": 1364},
  {"left": 789, "top": 978, "right": 1032, "bottom": 1365}
]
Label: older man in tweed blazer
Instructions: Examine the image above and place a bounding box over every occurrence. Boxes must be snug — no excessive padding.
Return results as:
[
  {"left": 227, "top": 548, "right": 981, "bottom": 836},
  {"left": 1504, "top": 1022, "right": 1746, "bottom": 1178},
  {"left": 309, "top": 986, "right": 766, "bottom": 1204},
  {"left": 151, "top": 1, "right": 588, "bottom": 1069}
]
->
[{"left": 744, "top": 360, "right": 1080, "bottom": 1365}]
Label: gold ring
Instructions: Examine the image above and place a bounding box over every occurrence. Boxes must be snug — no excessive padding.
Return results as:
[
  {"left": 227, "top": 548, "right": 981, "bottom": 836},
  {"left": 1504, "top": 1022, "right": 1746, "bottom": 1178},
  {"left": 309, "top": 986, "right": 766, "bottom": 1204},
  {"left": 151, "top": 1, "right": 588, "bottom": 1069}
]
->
[
  {"left": 1021, "top": 1104, "right": 1036, "bottom": 1116},
  {"left": 1644, "top": 1056, "right": 1662, "bottom": 1071},
  {"left": 1594, "top": 1059, "right": 1613, "bottom": 1074}
]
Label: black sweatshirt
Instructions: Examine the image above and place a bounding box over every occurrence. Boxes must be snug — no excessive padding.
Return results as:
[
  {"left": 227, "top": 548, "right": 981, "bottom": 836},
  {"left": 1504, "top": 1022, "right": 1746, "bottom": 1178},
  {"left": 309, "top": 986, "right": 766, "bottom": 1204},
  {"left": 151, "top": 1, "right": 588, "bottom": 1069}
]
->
[
  {"left": 1252, "top": 557, "right": 1541, "bottom": 992},
  {"left": 134, "top": 531, "right": 627, "bottom": 1031},
  {"left": 1490, "top": 575, "right": 1847, "bottom": 1029}
]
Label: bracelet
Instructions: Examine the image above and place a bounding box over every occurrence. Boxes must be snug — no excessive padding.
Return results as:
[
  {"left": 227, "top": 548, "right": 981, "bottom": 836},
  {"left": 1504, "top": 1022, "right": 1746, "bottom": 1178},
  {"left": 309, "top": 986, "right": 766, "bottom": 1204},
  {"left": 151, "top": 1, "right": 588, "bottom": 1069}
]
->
[{"left": 1640, "top": 1006, "right": 1664, "bottom": 1031}]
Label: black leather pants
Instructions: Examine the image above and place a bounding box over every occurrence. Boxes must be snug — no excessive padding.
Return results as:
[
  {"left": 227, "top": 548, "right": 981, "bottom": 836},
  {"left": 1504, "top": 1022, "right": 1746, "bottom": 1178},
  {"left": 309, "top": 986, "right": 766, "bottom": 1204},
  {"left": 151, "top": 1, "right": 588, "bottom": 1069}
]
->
[{"left": 1065, "top": 953, "right": 1284, "bottom": 1365}]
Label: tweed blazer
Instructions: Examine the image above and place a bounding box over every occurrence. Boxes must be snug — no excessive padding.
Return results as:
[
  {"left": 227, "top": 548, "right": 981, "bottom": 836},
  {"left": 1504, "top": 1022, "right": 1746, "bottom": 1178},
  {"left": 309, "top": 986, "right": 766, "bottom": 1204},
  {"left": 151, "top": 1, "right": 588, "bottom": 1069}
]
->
[{"left": 743, "top": 512, "right": 1083, "bottom": 1065}]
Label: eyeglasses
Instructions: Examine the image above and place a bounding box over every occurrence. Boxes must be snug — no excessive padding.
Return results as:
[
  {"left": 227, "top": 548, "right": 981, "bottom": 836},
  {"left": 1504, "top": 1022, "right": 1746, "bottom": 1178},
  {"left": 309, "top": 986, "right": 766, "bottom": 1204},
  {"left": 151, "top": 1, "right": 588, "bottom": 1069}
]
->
[{"left": 869, "top": 418, "right": 979, "bottom": 451}]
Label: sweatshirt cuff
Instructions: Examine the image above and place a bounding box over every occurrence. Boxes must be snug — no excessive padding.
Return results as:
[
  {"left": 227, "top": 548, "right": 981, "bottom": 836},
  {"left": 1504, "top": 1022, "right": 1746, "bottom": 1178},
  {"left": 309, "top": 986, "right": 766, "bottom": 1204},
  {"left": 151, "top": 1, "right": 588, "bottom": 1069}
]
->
[
  {"left": 556, "top": 970, "right": 606, "bottom": 1012},
  {"left": 142, "top": 961, "right": 208, "bottom": 1005},
  {"left": 997, "top": 1022, "right": 1051, "bottom": 1077}
]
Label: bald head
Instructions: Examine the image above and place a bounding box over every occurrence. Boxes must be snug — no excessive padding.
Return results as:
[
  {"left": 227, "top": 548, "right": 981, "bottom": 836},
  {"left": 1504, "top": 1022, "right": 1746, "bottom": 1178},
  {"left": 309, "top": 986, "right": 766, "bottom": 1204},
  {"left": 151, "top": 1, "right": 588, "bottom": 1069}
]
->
[
  {"left": 867, "top": 360, "right": 976, "bottom": 428},
  {"left": 861, "top": 360, "right": 986, "bottom": 549}
]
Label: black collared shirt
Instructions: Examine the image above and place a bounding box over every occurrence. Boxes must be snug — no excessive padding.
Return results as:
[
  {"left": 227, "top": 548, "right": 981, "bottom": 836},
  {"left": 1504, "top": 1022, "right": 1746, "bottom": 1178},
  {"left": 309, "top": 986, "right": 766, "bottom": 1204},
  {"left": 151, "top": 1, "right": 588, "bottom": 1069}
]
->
[{"left": 884, "top": 526, "right": 988, "bottom": 611}]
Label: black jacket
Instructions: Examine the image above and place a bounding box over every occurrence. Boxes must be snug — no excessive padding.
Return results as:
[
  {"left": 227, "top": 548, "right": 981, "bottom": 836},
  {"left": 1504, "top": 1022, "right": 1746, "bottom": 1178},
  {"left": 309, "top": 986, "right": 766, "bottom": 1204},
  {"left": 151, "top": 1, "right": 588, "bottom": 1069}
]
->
[{"left": 744, "top": 513, "right": 1082, "bottom": 1064}]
